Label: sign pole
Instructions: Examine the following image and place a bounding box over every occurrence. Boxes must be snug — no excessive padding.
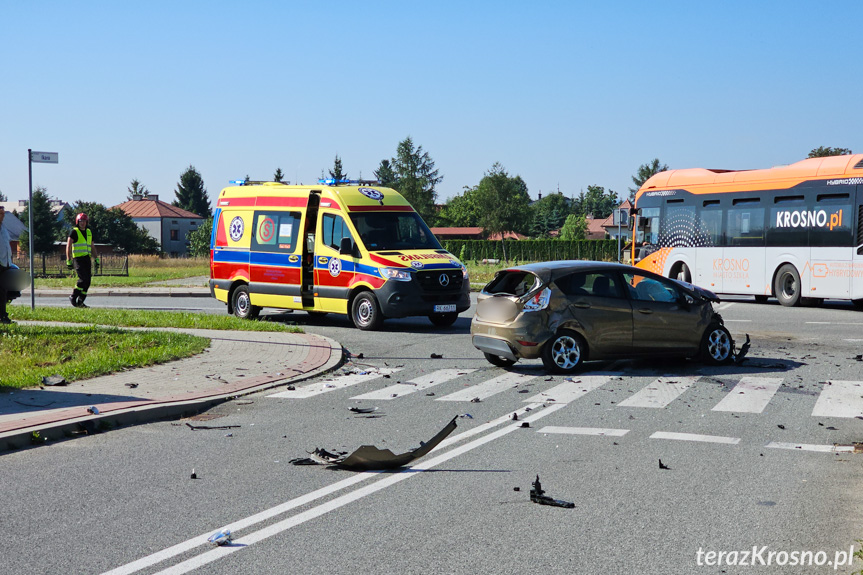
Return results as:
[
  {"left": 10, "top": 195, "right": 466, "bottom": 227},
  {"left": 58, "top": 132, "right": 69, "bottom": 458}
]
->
[{"left": 28, "top": 149, "right": 34, "bottom": 310}]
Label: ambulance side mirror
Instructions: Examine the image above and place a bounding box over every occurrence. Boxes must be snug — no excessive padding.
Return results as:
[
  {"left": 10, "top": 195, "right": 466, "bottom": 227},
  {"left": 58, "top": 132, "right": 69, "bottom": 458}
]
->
[{"left": 339, "top": 237, "right": 355, "bottom": 256}]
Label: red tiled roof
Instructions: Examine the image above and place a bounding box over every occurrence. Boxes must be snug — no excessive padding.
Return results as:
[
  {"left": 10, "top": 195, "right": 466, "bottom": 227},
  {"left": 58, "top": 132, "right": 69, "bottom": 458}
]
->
[
  {"left": 487, "top": 231, "right": 527, "bottom": 241},
  {"left": 112, "top": 199, "right": 202, "bottom": 219},
  {"left": 430, "top": 227, "right": 484, "bottom": 236}
]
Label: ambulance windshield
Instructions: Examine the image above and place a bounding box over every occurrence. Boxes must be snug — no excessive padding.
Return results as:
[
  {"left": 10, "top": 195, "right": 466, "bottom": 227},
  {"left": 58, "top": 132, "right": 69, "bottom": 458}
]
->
[{"left": 350, "top": 211, "right": 442, "bottom": 251}]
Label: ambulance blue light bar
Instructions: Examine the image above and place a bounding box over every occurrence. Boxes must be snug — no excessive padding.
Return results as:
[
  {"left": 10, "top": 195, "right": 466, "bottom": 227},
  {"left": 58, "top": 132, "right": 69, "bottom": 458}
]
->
[
  {"left": 318, "top": 178, "right": 381, "bottom": 186},
  {"left": 229, "top": 180, "right": 246, "bottom": 185}
]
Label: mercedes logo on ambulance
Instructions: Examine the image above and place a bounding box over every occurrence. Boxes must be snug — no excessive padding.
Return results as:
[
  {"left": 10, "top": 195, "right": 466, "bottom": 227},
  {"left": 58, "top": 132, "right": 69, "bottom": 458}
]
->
[{"left": 439, "top": 273, "right": 450, "bottom": 287}]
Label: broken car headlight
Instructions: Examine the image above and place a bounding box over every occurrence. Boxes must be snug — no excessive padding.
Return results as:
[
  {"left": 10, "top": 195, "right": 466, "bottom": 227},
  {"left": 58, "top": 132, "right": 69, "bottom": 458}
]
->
[
  {"left": 380, "top": 268, "right": 412, "bottom": 281},
  {"left": 523, "top": 288, "right": 551, "bottom": 312}
]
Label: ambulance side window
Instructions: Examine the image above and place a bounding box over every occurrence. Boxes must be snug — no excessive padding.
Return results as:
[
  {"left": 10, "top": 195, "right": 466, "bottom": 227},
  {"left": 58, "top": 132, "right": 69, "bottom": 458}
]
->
[
  {"left": 251, "top": 211, "right": 301, "bottom": 253},
  {"left": 321, "top": 213, "right": 354, "bottom": 251}
]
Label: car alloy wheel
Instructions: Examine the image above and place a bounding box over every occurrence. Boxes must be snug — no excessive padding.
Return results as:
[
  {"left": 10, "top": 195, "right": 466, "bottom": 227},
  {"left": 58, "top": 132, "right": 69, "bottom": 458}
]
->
[
  {"left": 702, "top": 324, "right": 732, "bottom": 364},
  {"left": 541, "top": 330, "right": 585, "bottom": 374}
]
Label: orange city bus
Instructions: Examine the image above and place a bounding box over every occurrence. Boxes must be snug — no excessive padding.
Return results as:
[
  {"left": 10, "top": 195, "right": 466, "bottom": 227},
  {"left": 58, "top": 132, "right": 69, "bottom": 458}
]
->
[{"left": 631, "top": 154, "right": 863, "bottom": 307}]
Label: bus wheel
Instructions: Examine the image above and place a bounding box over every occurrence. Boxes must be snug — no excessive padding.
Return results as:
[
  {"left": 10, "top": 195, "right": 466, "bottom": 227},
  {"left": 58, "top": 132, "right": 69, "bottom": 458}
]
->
[
  {"left": 232, "top": 285, "right": 260, "bottom": 320},
  {"left": 351, "top": 292, "right": 384, "bottom": 330},
  {"left": 774, "top": 264, "right": 801, "bottom": 307},
  {"left": 428, "top": 312, "right": 458, "bottom": 327},
  {"left": 754, "top": 295, "right": 769, "bottom": 304},
  {"left": 675, "top": 263, "right": 691, "bottom": 283}
]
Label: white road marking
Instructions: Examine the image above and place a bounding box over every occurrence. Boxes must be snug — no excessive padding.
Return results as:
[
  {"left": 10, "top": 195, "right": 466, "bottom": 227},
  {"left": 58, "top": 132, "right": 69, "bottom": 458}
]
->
[
  {"left": 766, "top": 441, "right": 854, "bottom": 453},
  {"left": 145, "top": 404, "right": 568, "bottom": 575},
  {"left": 537, "top": 426, "right": 629, "bottom": 437},
  {"left": 811, "top": 380, "right": 863, "bottom": 418},
  {"left": 617, "top": 376, "right": 700, "bottom": 409},
  {"left": 712, "top": 377, "right": 783, "bottom": 414},
  {"left": 844, "top": 339, "right": 863, "bottom": 342},
  {"left": 350, "top": 369, "right": 474, "bottom": 400},
  {"left": 716, "top": 302, "right": 736, "bottom": 311},
  {"left": 101, "top": 403, "right": 545, "bottom": 575},
  {"left": 523, "top": 374, "right": 619, "bottom": 404},
  {"left": 650, "top": 431, "right": 740, "bottom": 445},
  {"left": 807, "top": 322, "right": 863, "bottom": 326},
  {"left": 436, "top": 372, "right": 536, "bottom": 402},
  {"left": 267, "top": 368, "right": 402, "bottom": 398}
]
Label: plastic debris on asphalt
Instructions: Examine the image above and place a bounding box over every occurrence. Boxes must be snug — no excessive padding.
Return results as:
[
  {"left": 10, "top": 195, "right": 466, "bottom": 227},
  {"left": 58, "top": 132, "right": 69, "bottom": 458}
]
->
[
  {"left": 530, "top": 475, "right": 574, "bottom": 509},
  {"left": 208, "top": 529, "right": 232, "bottom": 546},
  {"left": 41, "top": 375, "right": 67, "bottom": 386}
]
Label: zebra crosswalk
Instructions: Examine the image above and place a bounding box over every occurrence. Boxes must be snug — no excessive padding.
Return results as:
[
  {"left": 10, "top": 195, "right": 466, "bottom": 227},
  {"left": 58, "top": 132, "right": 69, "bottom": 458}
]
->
[{"left": 266, "top": 368, "right": 863, "bottom": 419}]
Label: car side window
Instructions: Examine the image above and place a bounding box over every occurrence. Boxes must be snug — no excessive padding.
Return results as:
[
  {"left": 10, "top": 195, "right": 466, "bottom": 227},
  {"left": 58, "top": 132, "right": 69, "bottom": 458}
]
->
[
  {"left": 555, "top": 272, "right": 623, "bottom": 298},
  {"left": 251, "top": 211, "right": 301, "bottom": 253},
  {"left": 624, "top": 273, "right": 679, "bottom": 303},
  {"left": 321, "top": 213, "right": 354, "bottom": 252}
]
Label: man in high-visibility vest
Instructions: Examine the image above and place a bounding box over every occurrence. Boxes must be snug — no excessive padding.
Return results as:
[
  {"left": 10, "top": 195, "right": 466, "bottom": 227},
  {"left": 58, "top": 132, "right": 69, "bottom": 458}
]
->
[{"left": 66, "top": 212, "right": 94, "bottom": 308}]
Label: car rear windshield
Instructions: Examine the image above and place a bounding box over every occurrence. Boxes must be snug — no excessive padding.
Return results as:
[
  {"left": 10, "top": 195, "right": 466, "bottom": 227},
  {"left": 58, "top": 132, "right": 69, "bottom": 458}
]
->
[
  {"left": 349, "top": 211, "right": 442, "bottom": 251},
  {"left": 484, "top": 271, "right": 540, "bottom": 296}
]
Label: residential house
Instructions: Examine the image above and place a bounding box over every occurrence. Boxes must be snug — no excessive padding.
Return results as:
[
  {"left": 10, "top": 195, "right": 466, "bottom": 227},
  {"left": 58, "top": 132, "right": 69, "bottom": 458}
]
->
[
  {"left": 112, "top": 194, "right": 204, "bottom": 256},
  {"left": 600, "top": 199, "right": 632, "bottom": 242}
]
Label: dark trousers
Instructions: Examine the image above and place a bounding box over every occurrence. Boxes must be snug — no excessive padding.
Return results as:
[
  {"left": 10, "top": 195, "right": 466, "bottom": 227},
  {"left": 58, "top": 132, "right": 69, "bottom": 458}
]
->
[
  {"left": 73, "top": 257, "right": 92, "bottom": 303},
  {"left": 0, "top": 265, "right": 8, "bottom": 319}
]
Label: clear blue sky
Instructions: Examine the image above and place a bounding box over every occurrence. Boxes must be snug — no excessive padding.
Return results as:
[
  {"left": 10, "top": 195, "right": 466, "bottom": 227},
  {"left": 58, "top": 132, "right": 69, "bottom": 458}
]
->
[{"left": 2, "top": 1, "right": 860, "bottom": 212}]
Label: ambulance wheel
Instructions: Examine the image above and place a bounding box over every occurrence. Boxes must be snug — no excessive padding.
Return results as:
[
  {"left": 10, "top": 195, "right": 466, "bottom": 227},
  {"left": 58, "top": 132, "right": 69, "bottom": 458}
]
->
[
  {"left": 428, "top": 312, "right": 458, "bottom": 327},
  {"left": 351, "top": 292, "right": 383, "bottom": 330},
  {"left": 232, "top": 285, "right": 260, "bottom": 320}
]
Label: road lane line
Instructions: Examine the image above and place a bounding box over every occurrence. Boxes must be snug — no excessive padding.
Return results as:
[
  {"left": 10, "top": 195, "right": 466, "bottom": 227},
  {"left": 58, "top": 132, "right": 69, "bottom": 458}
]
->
[
  {"left": 436, "top": 372, "right": 536, "bottom": 402},
  {"left": 617, "top": 376, "right": 699, "bottom": 409},
  {"left": 267, "top": 368, "right": 402, "bottom": 398},
  {"left": 716, "top": 302, "right": 736, "bottom": 311},
  {"left": 523, "top": 373, "right": 620, "bottom": 404},
  {"left": 100, "top": 403, "right": 545, "bottom": 575},
  {"left": 149, "top": 404, "right": 568, "bottom": 575},
  {"left": 650, "top": 431, "right": 740, "bottom": 445},
  {"left": 350, "top": 369, "right": 475, "bottom": 400},
  {"left": 812, "top": 380, "right": 863, "bottom": 418},
  {"left": 537, "top": 426, "right": 628, "bottom": 437},
  {"left": 712, "top": 377, "right": 783, "bottom": 414},
  {"left": 766, "top": 441, "right": 854, "bottom": 453}
]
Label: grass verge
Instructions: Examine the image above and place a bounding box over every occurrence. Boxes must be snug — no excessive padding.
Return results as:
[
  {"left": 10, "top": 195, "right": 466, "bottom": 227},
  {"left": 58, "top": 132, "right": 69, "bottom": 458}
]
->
[
  {"left": 8, "top": 307, "right": 303, "bottom": 332},
  {"left": 31, "top": 255, "right": 209, "bottom": 288},
  {"left": 0, "top": 325, "right": 209, "bottom": 390}
]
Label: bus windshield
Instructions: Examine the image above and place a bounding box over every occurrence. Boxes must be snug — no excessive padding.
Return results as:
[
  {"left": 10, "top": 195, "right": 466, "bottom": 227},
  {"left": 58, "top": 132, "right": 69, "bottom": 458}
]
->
[{"left": 350, "top": 211, "right": 442, "bottom": 251}]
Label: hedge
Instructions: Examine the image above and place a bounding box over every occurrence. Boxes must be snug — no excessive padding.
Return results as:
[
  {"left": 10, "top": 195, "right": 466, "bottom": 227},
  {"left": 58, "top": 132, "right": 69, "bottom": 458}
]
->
[{"left": 441, "top": 239, "right": 619, "bottom": 263}]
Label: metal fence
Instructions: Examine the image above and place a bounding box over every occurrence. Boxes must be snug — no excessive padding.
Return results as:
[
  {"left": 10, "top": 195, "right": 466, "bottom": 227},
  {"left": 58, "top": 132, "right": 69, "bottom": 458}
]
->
[
  {"left": 440, "top": 239, "right": 619, "bottom": 263},
  {"left": 13, "top": 254, "right": 129, "bottom": 277}
]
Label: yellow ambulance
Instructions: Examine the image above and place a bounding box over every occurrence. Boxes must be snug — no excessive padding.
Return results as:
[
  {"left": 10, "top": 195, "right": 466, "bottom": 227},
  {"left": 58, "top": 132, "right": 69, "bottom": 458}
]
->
[{"left": 209, "top": 180, "right": 470, "bottom": 330}]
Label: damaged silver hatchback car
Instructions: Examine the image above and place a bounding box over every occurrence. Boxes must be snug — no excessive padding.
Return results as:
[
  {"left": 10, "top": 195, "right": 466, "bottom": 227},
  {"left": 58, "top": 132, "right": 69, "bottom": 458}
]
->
[{"left": 471, "top": 261, "right": 741, "bottom": 373}]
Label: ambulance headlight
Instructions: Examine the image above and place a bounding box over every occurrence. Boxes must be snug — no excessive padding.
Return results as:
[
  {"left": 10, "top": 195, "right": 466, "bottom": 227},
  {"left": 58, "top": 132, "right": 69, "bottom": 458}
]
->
[
  {"left": 461, "top": 264, "right": 469, "bottom": 280},
  {"left": 381, "top": 268, "right": 412, "bottom": 281}
]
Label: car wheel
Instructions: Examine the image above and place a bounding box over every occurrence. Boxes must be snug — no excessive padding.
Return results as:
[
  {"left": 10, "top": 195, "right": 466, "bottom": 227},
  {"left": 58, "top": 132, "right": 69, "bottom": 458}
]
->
[
  {"left": 351, "top": 291, "right": 384, "bottom": 330},
  {"left": 428, "top": 312, "right": 458, "bottom": 327},
  {"left": 774, "top": 264, "right": 801, "bottom": 307},
  {"left": 232, "top": 285, "right": 260, "bottom": 320},
  {"left": 754, "top": 295, "right": 769, "bottom": 304},
  {"left": 483, "top": 352, "right": 516, "bottom": 368},
  {"left": 701, "top": 323, "right": 732, "bottom": 365},
  {"left": 541, "top": 330, "right": 586, "bottom": 374}
]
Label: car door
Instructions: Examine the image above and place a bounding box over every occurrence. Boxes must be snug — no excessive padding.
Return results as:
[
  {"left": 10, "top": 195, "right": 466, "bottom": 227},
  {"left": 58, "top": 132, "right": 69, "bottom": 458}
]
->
[
  {"left": 623, "top": 271, "right": 701, "bottom": 355},
  {"left": 315, "top": 212, "right": 358, "bottom": 313},
  {"left": 553, "top": 271, "right": 632, "bottom": 357}
]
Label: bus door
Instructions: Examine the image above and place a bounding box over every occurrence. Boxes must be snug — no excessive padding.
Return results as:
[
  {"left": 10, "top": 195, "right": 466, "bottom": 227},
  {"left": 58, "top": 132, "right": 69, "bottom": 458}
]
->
[
  {"left": 725, "top": 201, "right": 766, "bottom": 296},
  {"left": 301, "top": 192, "right": 321, "bottom": 308},
  {"left": 313, "top": 211, "right": 359, "bottom": 313},
  {"left": 854, "top": 186, "right": 863, "bottom": 300},
  {"left": 808, "top": 188, "right": 854, "bottom": 300},
  {"left": 695, "top": 202, "right": 723, "bottom": 293}
]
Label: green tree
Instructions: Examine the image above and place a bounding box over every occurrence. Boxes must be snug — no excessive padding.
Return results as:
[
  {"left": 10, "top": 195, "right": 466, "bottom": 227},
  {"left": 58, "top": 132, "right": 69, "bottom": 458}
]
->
[
  {"left": 808, "top": 146, "right": 853, "bottom": 158},
  {"left": 374, "top": 159, "right": 397, "bottom": 187},
  {"left": 629, "top": 158, "right": 669, "bottom": 201},
  {"left": 173, "top": 165, "right": 211, "bottom": 218},
  {"left": 473, "top": 163, "right": 531, "bottom": 261},
  {"left": 63, "top": 201, "right": 160, "bottom": 254},
  {"left": 0, "top": 188, "right": 7, "bottom": 202},
  {"left": 579, "top": 185, "right": 620, "bottom": 220},
  {"left": 187, "top": 217, "right": 213, "bottom": 257},
  {"left": 273, "top": 168, "right": 284, "bottom": 182},
  {"left": 389, "top": 137, "right": 442, "bottom": 223},
  {"left": 436, "top": 186, "right": 482, "bottom": 227},
  {"left": 559, "top": 213, "right": 588, "bottom": 241},
  {"left": 328, "top": 155, "right": 346, "bottom": 182},
  {"left": 126, "top": 179, "right": 149, "bottom": 200},
  {"left": 19, "top": 187, "right": 61, "bottom": 254},
  {"left": 530, "top": 192, "right": 572, "bottom": 237}
]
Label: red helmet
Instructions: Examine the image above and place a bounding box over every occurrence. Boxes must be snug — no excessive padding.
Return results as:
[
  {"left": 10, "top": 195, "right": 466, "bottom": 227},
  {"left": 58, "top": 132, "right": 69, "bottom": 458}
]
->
[{"left": 76, "top": 213, "right": 88, "bottom": 224}]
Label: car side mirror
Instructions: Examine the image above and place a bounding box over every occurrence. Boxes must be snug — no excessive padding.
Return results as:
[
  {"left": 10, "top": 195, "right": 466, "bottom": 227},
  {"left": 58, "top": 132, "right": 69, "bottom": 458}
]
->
[{"left": 339, "top": 237, "right": 354, "bottom": 256}]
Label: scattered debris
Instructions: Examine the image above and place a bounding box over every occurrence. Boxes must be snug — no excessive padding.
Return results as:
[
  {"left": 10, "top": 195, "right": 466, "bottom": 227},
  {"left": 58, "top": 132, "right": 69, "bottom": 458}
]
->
[
  {"left": 185, "top": 422, "right": 241, "bottom": 431},
  {"left": 41, "top": 375, "right": 67, "bottom": 386},
  {"left": 191, "top": 469, "right": 197, "bottom": 479},
  {"left": 827, "top": 426, "right": 838, "bottom": 431},
  {"left": 287, "top": 385, "right": 296, "bottom": 390},
  {"left": 512, "top": 413, "right": 518, "bottom": 421},
  {"left": 733, "top": 334, "right": 751, "bottom": 363},
  {"left": 459, "top": 413, "right": 473, "bottom": 419},
  {"left": 291, "top": 417, "right": 459, "bottom": 471},
  {"left": 529, "top": 476, "right": 574, "bottom": 508},
  {"left": 208, "top": 529, "right": 232, "bottom": 546},
  {"left": 517, "top": 389, "right": 529, "bottom": 394},
  {"left": 349, "top": 407, "right": 379, "bottom": 414},
  {"left": 87, "top": 406, "right": 100, "bottom": 415},
  {"left": 513, "top": 487, "right": 520, "bottom": 492},
  {"left": 235, "top": 400, "right": 254, "bottom": 405},
  {"left": 520, "top": 422, "right": 530, "bottom": 428},
  {"left": 777, "top": 424, "right": 786, "bottom": 430},
  {"left": 470, "top": 397, "right": 481, "bottom": 403},
  {"left": 124, "top": 383, "right": 139, "bottom": 389},
  {"left": 659, "top": 459, "right": 670, "bottom": 470},
  {"left": 425, "top": 392, "right": 435, "bottom": 396},
  {"left": 430, "top": 353, "right": 443, "bottom": 359},
  {"left": 855, "top": 354, "right": 862, "bottom": 362}
]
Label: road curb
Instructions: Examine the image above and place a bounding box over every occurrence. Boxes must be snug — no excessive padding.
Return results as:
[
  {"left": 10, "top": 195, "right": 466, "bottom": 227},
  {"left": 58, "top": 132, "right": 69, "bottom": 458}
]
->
[
  {"left": 25, "top": 290, "right": 211, "bottom": 298},
  {"left": 0, "top": 333, "right": 345, "bottom": 454}
]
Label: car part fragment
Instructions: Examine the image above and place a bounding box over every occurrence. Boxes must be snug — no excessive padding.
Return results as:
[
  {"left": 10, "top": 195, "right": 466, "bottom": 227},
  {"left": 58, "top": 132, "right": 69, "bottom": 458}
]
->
[{"left": 529, "top": 475, "right": 574, "bottom": 508}]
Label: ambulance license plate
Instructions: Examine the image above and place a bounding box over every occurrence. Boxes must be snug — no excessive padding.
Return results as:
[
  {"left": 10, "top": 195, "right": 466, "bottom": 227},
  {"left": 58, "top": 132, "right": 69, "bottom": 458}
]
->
[{"left": 434, "top": 304, "right": 457, "bottom": 313}]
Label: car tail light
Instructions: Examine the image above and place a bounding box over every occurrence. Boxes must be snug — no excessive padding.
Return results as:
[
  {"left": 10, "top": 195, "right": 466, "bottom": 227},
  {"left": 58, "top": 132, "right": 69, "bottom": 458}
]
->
[{"left": 523, "top": 288, "right": 551, "bottom": 312}]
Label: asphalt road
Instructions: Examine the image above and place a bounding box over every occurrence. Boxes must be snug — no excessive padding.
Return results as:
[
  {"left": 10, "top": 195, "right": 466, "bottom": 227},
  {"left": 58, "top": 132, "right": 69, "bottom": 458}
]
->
[{"left": 4, "top": 295, "right": 863, "bottom": 574}]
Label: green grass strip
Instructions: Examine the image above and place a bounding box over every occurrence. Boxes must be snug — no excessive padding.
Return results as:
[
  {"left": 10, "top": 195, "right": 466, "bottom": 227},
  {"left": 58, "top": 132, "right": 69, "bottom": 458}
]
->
[
  {"left": 0, "top": 325, "right": 209, "bottom": 390},
  {"left": 8, "top": 307, "right": 303, "bottom": 333}
]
